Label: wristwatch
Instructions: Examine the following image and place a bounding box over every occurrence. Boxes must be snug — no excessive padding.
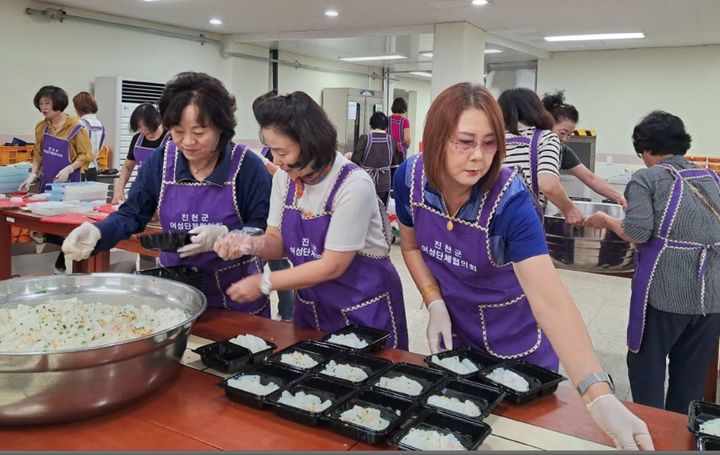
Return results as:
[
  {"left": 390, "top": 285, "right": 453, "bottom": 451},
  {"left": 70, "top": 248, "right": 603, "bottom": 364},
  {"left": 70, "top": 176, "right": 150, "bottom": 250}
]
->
[
  {"left": 577, "top": 372, "right": 615, "bottom": 396},
  {"left": 259, "top": 270, "right": 272, "bottom": 296}
]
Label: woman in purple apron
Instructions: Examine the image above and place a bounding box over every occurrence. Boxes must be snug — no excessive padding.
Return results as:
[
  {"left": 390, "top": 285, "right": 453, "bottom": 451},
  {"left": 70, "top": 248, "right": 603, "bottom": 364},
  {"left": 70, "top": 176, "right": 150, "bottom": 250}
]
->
[
  {"left": 62, "top": 72, "right": 272, "bottom": 316},
  {"left": 113, "top": 103, "right": 170, "bottom": 204},
  {"left": 350, "top": 111, "right": 396, "bottom": 205},
  {"left": 587, "top": 111, "right": 720, "bottom": 413},
  {"left": 19, "top": 86, "right": 93, "bottom": 193},
  {"left": 393, "top": 82, "right": 652, "bottom": 449},
  {"left": 497, "top": 88, "right": 583, "bottom": 226},
  {"left": 214, "top": 91, "right": 408, "bottom": 350}
]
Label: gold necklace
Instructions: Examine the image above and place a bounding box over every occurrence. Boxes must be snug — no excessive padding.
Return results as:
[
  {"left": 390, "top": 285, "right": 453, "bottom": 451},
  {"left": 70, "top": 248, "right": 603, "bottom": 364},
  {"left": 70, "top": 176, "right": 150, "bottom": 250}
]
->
[{"left": 441, "top": 193, "right": 469, "bottom": 231}]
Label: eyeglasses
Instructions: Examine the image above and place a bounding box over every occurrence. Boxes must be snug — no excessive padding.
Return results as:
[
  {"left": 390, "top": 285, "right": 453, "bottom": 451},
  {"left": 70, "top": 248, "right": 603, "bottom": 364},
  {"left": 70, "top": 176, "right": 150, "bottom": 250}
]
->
[{"left": 449, "top": 138, "right": 495, "bottom": 153}]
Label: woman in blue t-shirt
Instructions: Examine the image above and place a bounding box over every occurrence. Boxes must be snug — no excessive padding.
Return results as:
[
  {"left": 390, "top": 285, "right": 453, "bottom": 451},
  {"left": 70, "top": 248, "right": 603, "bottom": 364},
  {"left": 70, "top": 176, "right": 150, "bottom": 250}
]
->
[{"left": 393, "top": 82, "right": 653, "bottom": 450}]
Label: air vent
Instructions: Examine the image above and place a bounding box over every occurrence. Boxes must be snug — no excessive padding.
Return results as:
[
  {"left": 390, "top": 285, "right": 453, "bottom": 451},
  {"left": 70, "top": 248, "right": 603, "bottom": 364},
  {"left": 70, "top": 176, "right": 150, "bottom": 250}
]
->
[{"left": 121, "top": 80, "right": 165, "bottom": 104}]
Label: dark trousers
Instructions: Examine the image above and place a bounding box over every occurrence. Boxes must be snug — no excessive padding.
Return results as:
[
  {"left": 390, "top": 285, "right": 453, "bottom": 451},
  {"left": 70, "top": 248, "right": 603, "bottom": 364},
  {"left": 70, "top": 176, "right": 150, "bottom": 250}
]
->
[
  {"left": 268, "top": 259, "right": 294, "bottom": 321},
  {"left": 377, "top": 191, "right": 389, "bottom": 207},
  {"left": 84, "top": 168, "right": 98, "bottom": 181},
  {"left": 627, "top": 305, "right": 720, "bottom": 413}
]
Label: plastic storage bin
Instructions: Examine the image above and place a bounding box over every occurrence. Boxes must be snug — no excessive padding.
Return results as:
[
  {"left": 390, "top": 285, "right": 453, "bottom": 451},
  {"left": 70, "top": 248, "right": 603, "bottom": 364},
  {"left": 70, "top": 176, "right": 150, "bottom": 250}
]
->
[{"left": 46, "top": 182, "right": 109, "bottom": 202}]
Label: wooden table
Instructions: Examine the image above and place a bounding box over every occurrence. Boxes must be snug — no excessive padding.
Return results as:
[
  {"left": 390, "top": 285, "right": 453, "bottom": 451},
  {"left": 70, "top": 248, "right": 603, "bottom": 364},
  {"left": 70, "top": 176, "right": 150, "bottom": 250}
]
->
[
  {"left": 0, "top": 208, "right": 159, "bottom": 279},
  {"left": 0, "top": 310, "right": 694, "bottom": 450}
]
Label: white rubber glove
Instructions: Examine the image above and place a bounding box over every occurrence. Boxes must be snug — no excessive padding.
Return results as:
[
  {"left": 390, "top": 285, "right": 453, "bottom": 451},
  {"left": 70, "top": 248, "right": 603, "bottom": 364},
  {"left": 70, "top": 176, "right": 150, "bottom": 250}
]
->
[
  {"left": 214, "top": 230, "right": 266, "bottom": 260},
  {"left": 176, "top": 225, "right": 229, "bottom": 258},
  {"left": 587, "top": 394, "right": 654, "bottom": 450},
  {"left": 62, "top": 222, "right": 102, "bottom": 261},
  {"left": 54, "top": 165, "right": 76, "bottom": 183},
  {"left": 18, "top": 173, "right": 37, "bottom": 192},
  {"left": 426, "top": 299, "right": 453, "bottom": 354}
]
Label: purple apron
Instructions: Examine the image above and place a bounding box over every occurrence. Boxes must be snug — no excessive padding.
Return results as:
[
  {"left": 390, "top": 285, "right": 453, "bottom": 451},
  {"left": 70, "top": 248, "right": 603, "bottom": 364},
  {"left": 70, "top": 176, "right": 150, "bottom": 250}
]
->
[
  {"left": 40, "top": 124, "right": 83, "bottom": 192},
  {"left": 389, "top": 115, "right": 408, "bottom": 160},
  {"left": 80, "top": 119, "right": 106, "bottom": 168},
  {"left": 361, "top": 133, "right": 394, "bottom": 194},
  {"left": 410, "top": 154, "right": 558, "bottom": 370},
  {"left": 158, "top": 141, "right": 270, "bottom": 315},
  {"left": 280, "top": 163, "right": 409, "bottom": 349},
  {"left": 628, "top": 164, "right": 720, "bottom": 352},
  {"left": 134, "top": 133, "right": 169, "bottom": 167},
  {"left": 260, "top": 146, "right": 271, "bottom": 158},
  {"left": 505, "top": 129, "right": 542, "bottom": 199}
]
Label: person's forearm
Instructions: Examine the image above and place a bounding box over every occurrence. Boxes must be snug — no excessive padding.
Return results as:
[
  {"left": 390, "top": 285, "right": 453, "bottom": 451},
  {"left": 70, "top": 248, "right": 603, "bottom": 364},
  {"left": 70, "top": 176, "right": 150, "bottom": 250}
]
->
[
  {"left": 115, "top": 163, "right": 134, "bottom": 194},
  {"left": 399, "top": 224, "right": 442, "bottom": 304},
  {"left": 603, "top": 216, "right": 637, "bottom": 243},
  {"left": 572, "top": 166, "right": 623, "bottom": 202},
  {"left": 514, "top": 255, "right": 613, "bottom": 402},
  {"left": 253, "top": 227, "right": 287, "bottom": 261},
  {"left": 538, "top": 173, "right": 575, "bottom": 212},
  {"left": 30, "top": 162, "right": 41, "bottom": 176}
]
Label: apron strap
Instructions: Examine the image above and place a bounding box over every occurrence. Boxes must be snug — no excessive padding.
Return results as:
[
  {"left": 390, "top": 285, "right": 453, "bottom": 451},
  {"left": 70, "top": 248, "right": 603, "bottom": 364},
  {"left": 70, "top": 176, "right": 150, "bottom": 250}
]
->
[
  {"left": 410, "top": 154, "right": 425, "bottom": 206},
  {"left": 657, "top": 164, "right": 684, "bottom": 238},
  {"left": 478, "top": 167, "right": 517, "bottom": 227},
  {"left": 227, "top": 144, "right": 246, "bottom": 184},
  {"left": 67, "top": 123, "right": 84, "bottom": 142},
  {"left": 529, "top": 129, "right": 543, "bottom": 197},
  {"left": 164, "top": 140, "right": 178, "bottom": 182},
  {"left": 323, "top": 163, "right": 358, "bottom": 213}
]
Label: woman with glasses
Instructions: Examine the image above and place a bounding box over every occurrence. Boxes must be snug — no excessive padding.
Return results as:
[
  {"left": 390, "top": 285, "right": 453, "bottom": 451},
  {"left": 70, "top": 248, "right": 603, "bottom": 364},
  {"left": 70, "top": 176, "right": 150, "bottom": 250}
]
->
[
  {"left": 213, "top": 91, "right": 409, "bottom": 350},
  {"left": 393, "top": 82, "right": 653, "bottom": 450}
]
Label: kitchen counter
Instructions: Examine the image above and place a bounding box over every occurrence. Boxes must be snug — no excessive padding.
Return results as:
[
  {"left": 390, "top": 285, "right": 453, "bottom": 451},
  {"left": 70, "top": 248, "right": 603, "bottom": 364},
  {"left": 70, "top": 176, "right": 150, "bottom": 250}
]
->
[{"left": 0, "top": 309, "right": 696, "bottom": 450}]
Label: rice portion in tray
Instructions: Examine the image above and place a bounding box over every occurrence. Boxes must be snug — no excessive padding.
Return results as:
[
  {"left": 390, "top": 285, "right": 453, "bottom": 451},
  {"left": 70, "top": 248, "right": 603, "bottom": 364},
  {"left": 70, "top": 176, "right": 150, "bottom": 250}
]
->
[
  {"left": 400, "top": 428, "right": 465, "bottom": 450},
  {"left": 339, "top": 405, "right": 391, "bottom": 431},
  {"left": 277, "top": 390, "right": 332, "bottom": 412},
  {"left": 227, "top": 375, "right": 280, "bottom": 396}
]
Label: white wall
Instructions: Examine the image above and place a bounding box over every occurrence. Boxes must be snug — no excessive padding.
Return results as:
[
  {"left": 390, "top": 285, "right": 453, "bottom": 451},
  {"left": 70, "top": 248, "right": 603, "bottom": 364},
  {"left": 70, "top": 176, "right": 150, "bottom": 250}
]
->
[
  {"left": 392, "top": 76, "right": 432, "bottom": 154},
  {"left": 537, "top": 45, "right": 720, "bottom": 176}
]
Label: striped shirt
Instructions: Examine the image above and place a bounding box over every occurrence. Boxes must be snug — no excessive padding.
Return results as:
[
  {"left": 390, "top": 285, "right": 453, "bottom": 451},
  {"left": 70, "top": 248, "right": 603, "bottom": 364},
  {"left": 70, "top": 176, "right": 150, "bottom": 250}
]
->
[
  {"left": 503, "top": 124, "right": 561, "bottom": 204},
  {"left": 623, "top": 156, "right": 720, "bottom": 315}
]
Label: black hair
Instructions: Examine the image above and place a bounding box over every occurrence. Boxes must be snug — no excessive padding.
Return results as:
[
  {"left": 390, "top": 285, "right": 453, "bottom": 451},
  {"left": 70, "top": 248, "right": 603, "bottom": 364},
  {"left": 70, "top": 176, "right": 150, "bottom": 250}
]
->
[
  {"left": 252, "top": 89, "right": 278, "bottom": 115},
  {"left": 497, "top": 87, "right": 554, "bottom": 134},
  {"left": 130, "top": 103, "right": 162, "bottom": 132},
  {"left": 542, "top": 90, "right": 579, "bottom": 124},
  {"left": 254, "top": 91, "right": 337, "bottom": 172},
  {"left": 369, "top": 111, "right": 388, "bottom": 130},
  {"left": 632, "top": 111, "right": 692, "bottom": 156},
  {"left": 33, "top": 86, "right": 68, "bottom": 112},
  {"left": 158, "top": 72, "right": 236, "bottom": 153},
  {"left": 391, "top": 97, "right": 408, "bottom": 114}
]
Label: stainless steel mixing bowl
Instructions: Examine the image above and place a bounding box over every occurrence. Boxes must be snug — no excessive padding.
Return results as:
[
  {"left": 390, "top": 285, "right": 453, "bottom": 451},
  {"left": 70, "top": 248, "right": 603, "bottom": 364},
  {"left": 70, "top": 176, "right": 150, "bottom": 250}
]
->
[
  {"left": 544, "top": 201, "right": 635, "bottom": 273},
  {"left": 0, "top": 273, "right": 207, "bottom": 425}
]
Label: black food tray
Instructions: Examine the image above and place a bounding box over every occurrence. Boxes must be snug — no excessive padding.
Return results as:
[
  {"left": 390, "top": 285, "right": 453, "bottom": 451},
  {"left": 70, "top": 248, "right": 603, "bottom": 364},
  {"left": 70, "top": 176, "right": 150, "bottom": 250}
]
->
[
  {"left": 317, "top": 351, "right": 393, "bottom": 385},
  {"left": 390, "top": 408, "right": 492, "bottom": 451},
  {"left": 136, "top": 265, "right": 205, "bottom": 290},
  {"left": 473, "top": 361, "right": 566, "bottom": 405},
  {"left": 424, "top": 347, "right": 501, "bottom": 378},
  {"left": 422, "top": 378, "right": 505, "bottom": 420},
  {"left": 698, "top": 435, "right": 720, "bottom": 451},
  {"left": 321, "top": 324, "right": 390, "bottom": 352},
  {"left": 193, "top": 336, "right": 277, "bottom": 374},
  {"left": 268, "top": 340, "right": 346, "bottom": 372},
  {"left": 323, "top": 387, "right": 417, "bottom": 445},
  {"left": 371, "top": 362, "right": 447, "bottom": 399},
  {"left": 689, "top": 400, "right": 720, "bottom": 439},
  {"left": 219, "top": 363, "right": 304, "bottom": 409},
  {"left": 269, "top": 374, "right": 356, "bottom": 427},
  {"left": 138, "top": 232, "right": 192, "bottom": 251}
]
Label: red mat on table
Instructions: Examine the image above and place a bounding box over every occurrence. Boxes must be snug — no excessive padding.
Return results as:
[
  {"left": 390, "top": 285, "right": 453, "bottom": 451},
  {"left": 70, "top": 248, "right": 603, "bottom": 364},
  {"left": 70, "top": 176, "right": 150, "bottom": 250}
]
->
[{"left": 40, "top": 212, "right": 109, "bottom": 225}]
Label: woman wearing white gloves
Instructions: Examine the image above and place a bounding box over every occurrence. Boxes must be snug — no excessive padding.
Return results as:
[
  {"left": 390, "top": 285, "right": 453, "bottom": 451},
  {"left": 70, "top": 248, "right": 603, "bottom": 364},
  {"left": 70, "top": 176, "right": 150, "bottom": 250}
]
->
[
  {"left": 19, "top": 85, "right": 93, "bottom": 192},
  {"left": 392, "top": 82, "right": 653, "bottom": 450},
  {"left": 63, "top": 72, "right": 272, "bottom": 314}
]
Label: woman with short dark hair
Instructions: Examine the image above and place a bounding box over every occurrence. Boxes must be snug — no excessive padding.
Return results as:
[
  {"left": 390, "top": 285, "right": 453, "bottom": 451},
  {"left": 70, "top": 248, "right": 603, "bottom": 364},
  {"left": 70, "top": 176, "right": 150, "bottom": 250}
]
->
[
  {"left": 112, "top": 103, "right": 170, "bottom": 203},
  {"left": 587, "top": 111, "right": 720, "bottom": 413},
  {"left": 19, "top": 85, "right": 93, "bottom": 192},
  {"left": 350, "top": 111, "right": 397, "bottom": 205},
  {"left": 394, "top": 82, "right": 653, "bottom": 450},
  {"left": 214, "top": 91, "right": 409, "bottom": 350},
  {"left": 63, "top": 72, "right": 272, "bottom": 315}
]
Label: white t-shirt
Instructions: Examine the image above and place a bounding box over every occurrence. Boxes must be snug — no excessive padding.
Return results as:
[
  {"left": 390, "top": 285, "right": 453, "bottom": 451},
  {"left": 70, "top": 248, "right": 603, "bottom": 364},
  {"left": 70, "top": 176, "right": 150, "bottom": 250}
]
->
[
  {"left": 79, "top": 114, "right": 105, "bottom": 169},
  {"left": 268, "top": 153, "right": 390, "bottom": 257}
]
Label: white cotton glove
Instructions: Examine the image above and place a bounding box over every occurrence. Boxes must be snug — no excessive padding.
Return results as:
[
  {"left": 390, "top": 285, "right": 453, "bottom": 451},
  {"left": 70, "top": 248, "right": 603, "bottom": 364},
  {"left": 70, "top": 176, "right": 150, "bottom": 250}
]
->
[
  {"left": 176, "top": 225, "right": 229, "bottom": 258},
  {"left": 54, "top": 165, "right": 75, "bottom": 183},
  {"left": 587, "top": 394, "right": 654, "bottom": 450},
  {"left": 62, "top": 222, "right": 102, "bottom": 261},
  {"left": 214, "top": 230, "right": 266, "bottom": 260},
  {"left": 18, "top": 173, "right": 37, "bottom": 192},
  {"left": 426, "top": 299, "right": 453, "bottom": 354}
]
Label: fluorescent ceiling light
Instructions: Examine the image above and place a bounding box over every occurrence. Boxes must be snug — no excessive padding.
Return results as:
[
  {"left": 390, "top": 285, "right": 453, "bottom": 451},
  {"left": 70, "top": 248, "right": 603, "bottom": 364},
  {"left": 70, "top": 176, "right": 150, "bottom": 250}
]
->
[
  {"left": 472, "top": 0, "right": 489, "bottom": 5},
  {"left": 410, "top": 71, "right": 432, "bottom": 78},
  {"left": 209, "top": 18, "right": 223, "bottom": 25},
  {"left": 419, "top": 51, "right": 433, "bottom": 58},
  {"left": 340, "top": 54, "right": 406, "bottom": 62},
  {"left": 484, "top": 48, "right": 502, "bottom": 54},
  {"left": 544, "top": 32, "right": 645, "bottom": 42},
  {"left": 324, "top": 9, "right": 339, "bottom": 17}
]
